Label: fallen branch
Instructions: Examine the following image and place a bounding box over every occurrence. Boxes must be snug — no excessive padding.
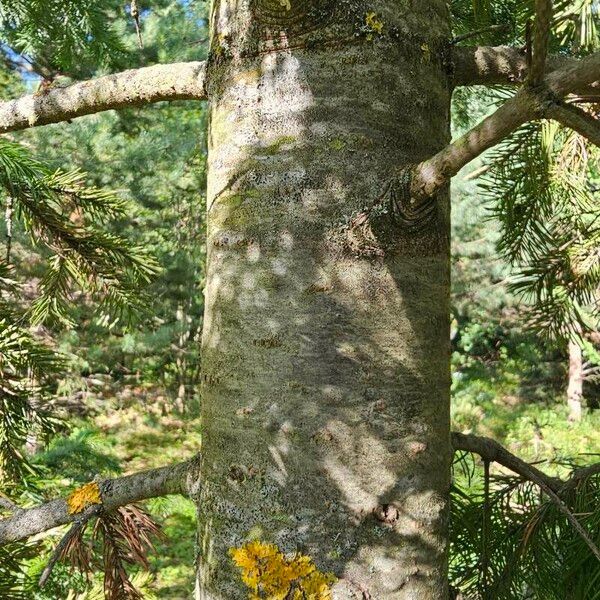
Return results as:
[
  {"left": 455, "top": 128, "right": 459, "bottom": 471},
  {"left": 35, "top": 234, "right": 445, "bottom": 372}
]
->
[
  {"left": 0, "top": 457, "right": 198, "bottom": 545},
  {"left": 0, "top": 61, "right": 207, "bottom": 135}
]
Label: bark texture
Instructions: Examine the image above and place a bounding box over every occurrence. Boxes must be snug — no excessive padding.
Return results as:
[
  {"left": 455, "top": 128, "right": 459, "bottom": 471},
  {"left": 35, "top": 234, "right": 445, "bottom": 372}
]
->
[
  {"left": 452, "top": 45, "right": 600, "bottom": 94},
  {"left": 0, "top": 62, "right": 207, "bottom": 134},
  {"left": 199, "top": 1, "right": 452, "bottom": 598},
  {"left": 546, "top": 102, "right": 600, "bottom": 148}
]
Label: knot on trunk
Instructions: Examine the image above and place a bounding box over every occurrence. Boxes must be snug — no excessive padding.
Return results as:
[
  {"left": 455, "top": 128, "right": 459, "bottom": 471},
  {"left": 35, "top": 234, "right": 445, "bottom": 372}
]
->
[
  {"left": 350, "top": 166, "right": 437, "bottom": 233},
  {"left": 385, "top": 167, "right": 437, "bottom": 229}
]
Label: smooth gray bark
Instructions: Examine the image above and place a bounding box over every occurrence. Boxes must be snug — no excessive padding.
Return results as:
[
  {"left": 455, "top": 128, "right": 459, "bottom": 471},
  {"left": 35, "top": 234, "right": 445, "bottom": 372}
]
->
[
  {"left": 0, "top": 62, "right": 207, "bottom": 134},
  {"left": 199, "top": 1, "right": 451, "bottom": 598}
]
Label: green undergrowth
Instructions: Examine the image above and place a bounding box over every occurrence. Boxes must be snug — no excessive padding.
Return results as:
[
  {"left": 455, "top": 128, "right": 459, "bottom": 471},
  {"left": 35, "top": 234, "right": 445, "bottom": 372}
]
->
[
  {"left": 20, "top": 340, "right": 600, "bottom": 598},
  {"left": 452, "top": 331, "right": 600, "bottom": 479},
  {"left": 23, "top": 389, "right": 201, "bottom": 599}
]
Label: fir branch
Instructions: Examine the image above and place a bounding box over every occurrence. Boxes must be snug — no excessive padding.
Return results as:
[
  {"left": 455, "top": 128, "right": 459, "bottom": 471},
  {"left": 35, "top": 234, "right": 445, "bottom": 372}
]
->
[
  {"left": 547, "top": 102, "right": 600, "bottom": 147},
  {"left": 0, "top": 138, "right": 160, "bottom": 327}
]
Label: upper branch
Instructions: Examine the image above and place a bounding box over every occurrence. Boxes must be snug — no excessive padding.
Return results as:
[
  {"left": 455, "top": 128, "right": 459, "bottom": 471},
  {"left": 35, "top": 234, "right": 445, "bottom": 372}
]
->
[
  {"left": 546, "top": 102, "right": 600, "bottom": 147},
  {"left": 410, "top": 85, "right": 538, "bottom": 200},
  {"left": 452, "top": 46, "right": 600, "bottom": 96},
  {"left": 546, "top": 51, "right": 600, "bottom": 97},
  {"left": 0, "top": 458, "right": 198, "bottom": 545},
  {"left": 0, "top": 61, "right": 207, "bottom": 135},
  {"left": 530, "top": 0, "right": 553, "bottom": 85},
  {"left": 410, "top": 51, "right": 600, "bottom": 202}
]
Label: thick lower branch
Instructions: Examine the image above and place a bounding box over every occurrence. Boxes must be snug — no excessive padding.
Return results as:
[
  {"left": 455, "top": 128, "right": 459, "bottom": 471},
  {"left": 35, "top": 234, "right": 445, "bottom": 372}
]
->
[
  {"left": 451, "top": 432, "right": 563, "bottom": 491},
  {"left": 453, "top": 431, "right": 600, "bottom": 491},
  {"left": 546, "top": 51, "right": 600, "bottom": 97},
  {"left": 0, "top": 458, "right": 198, "bottom": 544},
  {"left": 3, "top": 432, "right": 600, "bottom": 553},
  {"left": 452, "top": 431, "right": 600, "bottom": 560},
  {"left": 0, "top": 61, "right": 207, "bottom": 134}
]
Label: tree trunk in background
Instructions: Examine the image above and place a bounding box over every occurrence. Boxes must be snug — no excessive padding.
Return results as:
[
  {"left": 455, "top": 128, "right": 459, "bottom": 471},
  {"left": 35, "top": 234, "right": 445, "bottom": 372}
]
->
[
  {"left": 199, "top": 1, "right": 452, "bottom": 598},
  {"left": 568, "top": 340, "right": 583, "bottom": 422}
]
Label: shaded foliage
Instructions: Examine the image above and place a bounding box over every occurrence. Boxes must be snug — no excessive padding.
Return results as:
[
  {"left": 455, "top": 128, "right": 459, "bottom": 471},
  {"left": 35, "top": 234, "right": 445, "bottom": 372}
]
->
[{"left": 451, "top": 454, "right": 600, "bottom": 599}]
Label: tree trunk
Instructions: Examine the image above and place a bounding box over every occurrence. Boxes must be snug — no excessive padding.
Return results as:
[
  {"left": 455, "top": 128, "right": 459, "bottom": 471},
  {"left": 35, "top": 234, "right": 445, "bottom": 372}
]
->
[
  {"left": 199, "top": 1, "right": 452, "bottom": 598},
  {"left": 568, "top": 340, "right": 583, "bottom": 422}
]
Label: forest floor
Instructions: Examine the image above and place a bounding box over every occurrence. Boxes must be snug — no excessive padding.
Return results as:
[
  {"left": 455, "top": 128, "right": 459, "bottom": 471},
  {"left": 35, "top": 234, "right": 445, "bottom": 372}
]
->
[{"left": 36, "top": 355, "right": 600, "bottom": 598}]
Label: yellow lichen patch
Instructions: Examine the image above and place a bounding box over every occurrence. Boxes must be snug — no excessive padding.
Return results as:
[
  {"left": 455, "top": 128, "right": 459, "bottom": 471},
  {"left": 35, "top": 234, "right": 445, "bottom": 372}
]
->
[
  {"left": 66, "top": 482, "right": 102, "bottom": 515},
  {"left": 230, "top": 541, "right": 336, "bottom": 599},
  {"left": 364, "top": 12, "right": 384, "bottom": 40},
  {"left": 279, "top": 0, "right": 291, "bottom": 10},
  {"left": 420, "top": 42, "right": 431, "bottom": 63}
]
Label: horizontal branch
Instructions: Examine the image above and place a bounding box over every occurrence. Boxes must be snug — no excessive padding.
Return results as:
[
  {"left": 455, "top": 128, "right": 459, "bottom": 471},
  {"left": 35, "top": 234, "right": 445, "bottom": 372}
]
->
[
  {"left": 0, "top": 61, "right": 207, "bottom": 135},
  {"left": 452, "top": 431, "right": 600, "bottom": 561},
  {"left": 546, "top": 102, "right": 600, "bottom": 147},
  {"left": 0, "top": 457, "right": 198, "bottom": 545},
  {"left": 411, "top": 51, "right": 600, "bottom": 201},
  {"left": 451, "top": 432, "right": 563, "bottom": 491},
  {"left": 452, "top": 45, "right": 600, "bottom": 96},
  {"left": 450, "top": 24, "right": 510, "bottom": 45},
  {"left": 452, "top": 431, "right": 600, "bottom": 491},
  {"left": 546, "top": 51, "right": 600, "bottom": 97}
]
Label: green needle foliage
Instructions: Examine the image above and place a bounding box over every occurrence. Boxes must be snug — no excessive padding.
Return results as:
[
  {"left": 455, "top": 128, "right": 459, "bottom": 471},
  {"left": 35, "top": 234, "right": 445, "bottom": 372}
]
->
[
  {"left": 0, "top": 262, "right": 63, "bottom": 484},
  {"left": 0, "top": 316, "right": 62, "bottom": 483},
  {"left": 0, "top": 541, "right": 39, "bottom": 600},
  {"left": 451, "top": 0, "right": 600, "bottom": 344},
  {"left": 481, "top": 119, "right": 600, "bottom": 341},
  {"left": 448, "top": 2, "right": 600, "bottom": 598},
  {"left": 0, "top": 137, "right": 158, "bottom": 485},
  {"left": 451, "top": 0, "right": 598, "bottom": 49},
  {"left": 0, "top": 0, "right": 126, "bottom": 75},
  {"left": 450, "top": 456, "right": 600, "bottom": 600},
  {"left": 554, "top": 0, "right": 599, "bottom": 52},
  {"left": 0, "top": 138, "right": 159, "bottom": 328}
]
